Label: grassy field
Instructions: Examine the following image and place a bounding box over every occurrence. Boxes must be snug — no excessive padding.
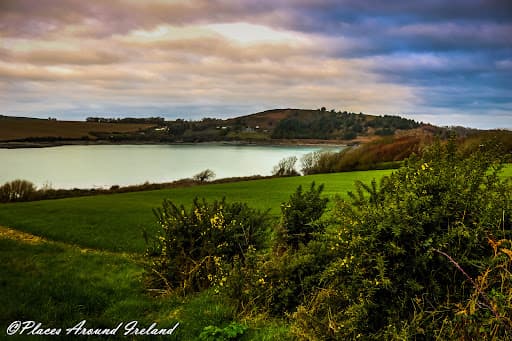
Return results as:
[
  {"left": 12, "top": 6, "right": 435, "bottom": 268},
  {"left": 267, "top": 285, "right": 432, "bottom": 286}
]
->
[
  {"left": 0, "top": 170, "right": 391, "bottom": 340},
  {"left": 0, "top": 170, "right": 392, "bottom": 253},
  {"left": 0, "top": 116, "right": 153, "bottom": 141},
  {"left": 0, "top": 166, "right": 510, "bottom": 339},
  {"left": 0, "top": 230, "right": 292, "bottom": 340}
]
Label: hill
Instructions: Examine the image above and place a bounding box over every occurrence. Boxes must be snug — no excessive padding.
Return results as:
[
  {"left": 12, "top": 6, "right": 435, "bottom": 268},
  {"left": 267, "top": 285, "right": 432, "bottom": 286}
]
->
[
  {"left": 0, "top": 170, "right": 392, "bottom": 253},
  {"left": 161, "top": 108, "right": 426, "bottom": 144},
  {"left": 2, "top": 110, "right": 509, "bottom": 167},
  {"left": 228, "top": 108, "right": 421, "bottom": 140},
  {"left": 0, "top": 170, "right": 392, "bottom": 340},
  {"left": 0, "top": 109, "right": 426, "bottom": 146}
]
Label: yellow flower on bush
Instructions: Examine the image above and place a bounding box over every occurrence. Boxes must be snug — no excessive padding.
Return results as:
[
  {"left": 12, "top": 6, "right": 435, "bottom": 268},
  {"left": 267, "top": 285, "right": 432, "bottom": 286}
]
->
[
  {"left": 194, "top": 208, "right": 202, "bottom": 221},
  {"left": 210, "top": 212, "right": 225, "bottom": 229}
]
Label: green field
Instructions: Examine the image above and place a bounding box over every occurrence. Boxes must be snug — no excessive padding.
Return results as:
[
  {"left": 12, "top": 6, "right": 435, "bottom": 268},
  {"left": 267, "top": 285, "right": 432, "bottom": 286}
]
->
[
  {"left": 1, "top": 166, "right": 510, "bottom": 339},
  {"left": 0, "top": 170, "right": 392, "bottom": 253},
  {"left": 0, "top": 170, "right": 391, "bottom": 340}
]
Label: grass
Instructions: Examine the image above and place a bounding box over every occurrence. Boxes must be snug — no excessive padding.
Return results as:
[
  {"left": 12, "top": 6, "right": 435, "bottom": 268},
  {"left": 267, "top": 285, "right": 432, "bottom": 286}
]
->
[
  {"left": 0, "top": 170, "right": 392, "bottom": 253},
  {"left": 0, "top": 166, "right": 510, "bottom": 340},
  {"left": 0, "top": 235, "right": 284, "bottom": 340},
  {"left": 0, "top": 170, "right": 391, "bottom": 340}
]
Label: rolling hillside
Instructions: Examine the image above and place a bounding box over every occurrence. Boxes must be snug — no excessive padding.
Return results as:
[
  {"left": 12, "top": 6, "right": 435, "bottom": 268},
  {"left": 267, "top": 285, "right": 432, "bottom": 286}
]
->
[
  {"left": 228, "top": 108, "right": 421, "bottom": 139},
  {"left": 0, "top": 115, "right": 155, "bottom": 142},
  {"left": 0, "top": 109, "right": 426, "bottom": 145}
]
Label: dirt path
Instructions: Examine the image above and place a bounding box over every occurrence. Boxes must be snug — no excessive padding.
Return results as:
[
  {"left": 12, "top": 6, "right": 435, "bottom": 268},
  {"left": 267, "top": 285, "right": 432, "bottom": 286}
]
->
[
  {"left": 0, "top": 225, "right": 45, "bottom": 244},
  {"left": 0, "top": 225, "right": 142, "bottom": 261}
]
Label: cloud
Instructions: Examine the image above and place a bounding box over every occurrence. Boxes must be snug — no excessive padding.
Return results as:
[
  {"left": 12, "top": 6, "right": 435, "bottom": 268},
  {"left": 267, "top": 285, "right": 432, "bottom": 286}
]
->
[
  {"left": 0, "top": 0, "right": 281, "bottom": 38},
  {"left": 0, "top": 0, "right": 510, "bottom": 128},
  {"left": 0, "top": 47, "right": 121, "bottom": 65},
  {"left": 496, "top": 59, "right": 512, "bottom": 71}
]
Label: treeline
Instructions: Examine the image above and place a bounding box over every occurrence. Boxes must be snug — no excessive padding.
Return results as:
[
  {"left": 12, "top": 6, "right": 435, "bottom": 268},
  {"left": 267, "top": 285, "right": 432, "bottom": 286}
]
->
[
  {"left": 271, "top": 110, "right": 420, "bottom": 140},
  {"left": 457, "top": 129, "right": 512, "bottom": 156},
  {"left": 85, "top": 117, "right": 165, "bottom": 124}
]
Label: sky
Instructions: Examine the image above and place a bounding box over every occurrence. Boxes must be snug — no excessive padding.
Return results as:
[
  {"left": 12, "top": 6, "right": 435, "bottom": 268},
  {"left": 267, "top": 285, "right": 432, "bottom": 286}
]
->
[{"left": 0, "top": 0, "right": 511, "bottom": 129}]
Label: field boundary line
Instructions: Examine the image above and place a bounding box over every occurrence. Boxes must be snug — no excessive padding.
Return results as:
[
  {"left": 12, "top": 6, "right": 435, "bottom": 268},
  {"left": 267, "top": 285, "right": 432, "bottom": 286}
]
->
[{"left": 0, "top": 225, "right": 143, "bottom": 260}]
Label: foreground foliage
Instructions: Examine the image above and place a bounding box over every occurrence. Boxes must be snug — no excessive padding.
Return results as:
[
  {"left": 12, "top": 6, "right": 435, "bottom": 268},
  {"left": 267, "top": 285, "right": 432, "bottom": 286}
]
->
[
  {"left": 293, "top": 140, "right": 512, "bottom": 340},
  {"left": 222, "top": 183, "right": 330, "bottom": 316},
  {"left": 5, "top": 154, "right": 510, "bottom": 339},
  {"left": 146, "top": 198, "right": 269, "bottom": 294},
  {"left": 144, "top": 139, "right": 511, "bottom": 339}
]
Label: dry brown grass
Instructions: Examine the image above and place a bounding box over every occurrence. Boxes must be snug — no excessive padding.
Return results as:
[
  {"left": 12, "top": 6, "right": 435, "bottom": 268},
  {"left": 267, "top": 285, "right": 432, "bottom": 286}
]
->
[{"left": 0, "top": 116, "right": 155, "bottom": 141}]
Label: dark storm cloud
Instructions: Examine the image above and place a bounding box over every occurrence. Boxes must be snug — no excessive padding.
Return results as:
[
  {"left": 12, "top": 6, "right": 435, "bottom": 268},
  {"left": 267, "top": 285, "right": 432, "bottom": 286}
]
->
[
  {"left": 275, "top": 0, "right": 512, "bottom": 32},
  {"left": 274, "top": 0, "right": 511, "bottom": 126}
]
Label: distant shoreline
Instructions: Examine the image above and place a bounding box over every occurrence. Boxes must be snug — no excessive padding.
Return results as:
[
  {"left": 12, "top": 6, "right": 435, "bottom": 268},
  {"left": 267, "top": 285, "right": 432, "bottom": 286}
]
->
[{"left": 0, "top": 139, "right": 350, "bottom": 149}]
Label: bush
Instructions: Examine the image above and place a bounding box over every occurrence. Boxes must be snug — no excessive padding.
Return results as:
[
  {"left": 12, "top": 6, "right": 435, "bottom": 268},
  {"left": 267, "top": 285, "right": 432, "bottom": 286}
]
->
[
  {"left": 292, "top": 139, "right": 512, "bottom": 339},
  {"left": 145, "top": 198, "right": 269, "bottom": 294},
  {"left": 276, "top": 182, "right": 329, "bottom": 250},
  {"left": 303, "top": 135, "right": 430, "bottom": 174},
  {"left": 0, "top": 179, "right": 36, "bottom": 202},
  {"left": 231, "top": 240, "right": 331, "bottom": 316},
  {"left": 222, "top": 183, "right": 331, "bottom": 316},
  {"left": 342, "top": 131, "right": 358, "bottom": 140},
  {"left": 423, "top": 240, "right": 512, "bottom": 340}
]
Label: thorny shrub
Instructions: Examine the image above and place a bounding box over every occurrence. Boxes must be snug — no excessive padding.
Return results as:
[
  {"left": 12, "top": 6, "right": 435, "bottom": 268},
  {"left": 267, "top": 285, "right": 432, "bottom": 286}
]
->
[
  {"left": 291, "top": 139, "right": 512, "bottom": 340},
  {"left": 145, "top": 197, "right": 269, "bottom": 294}
]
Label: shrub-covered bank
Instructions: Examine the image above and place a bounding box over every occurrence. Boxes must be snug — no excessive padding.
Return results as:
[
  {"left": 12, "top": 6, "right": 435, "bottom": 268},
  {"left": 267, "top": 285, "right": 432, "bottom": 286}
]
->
[
  {"left": 147, "top": 139, "right": 512, "bottom": 340},
  {"left": 299, "top": 129, "right": 512, "bottom": 175}
]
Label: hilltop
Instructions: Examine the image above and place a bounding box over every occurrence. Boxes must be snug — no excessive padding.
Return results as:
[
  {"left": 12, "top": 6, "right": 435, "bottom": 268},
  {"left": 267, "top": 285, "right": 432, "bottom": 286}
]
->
[{"left": 164, "top": 108, "right": 427, "bottom": 144}]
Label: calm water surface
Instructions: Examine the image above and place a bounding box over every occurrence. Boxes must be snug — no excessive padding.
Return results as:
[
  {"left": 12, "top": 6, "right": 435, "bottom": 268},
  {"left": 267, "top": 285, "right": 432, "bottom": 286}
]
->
[{"left": 0, "top": 144, "right": 342, "bottom": 189}]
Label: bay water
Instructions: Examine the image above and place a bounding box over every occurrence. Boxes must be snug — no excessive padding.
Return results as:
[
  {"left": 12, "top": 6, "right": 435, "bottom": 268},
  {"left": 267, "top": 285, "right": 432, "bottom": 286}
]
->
[{"left": 0, "top": 144, "right": 342, "bottom": 189}]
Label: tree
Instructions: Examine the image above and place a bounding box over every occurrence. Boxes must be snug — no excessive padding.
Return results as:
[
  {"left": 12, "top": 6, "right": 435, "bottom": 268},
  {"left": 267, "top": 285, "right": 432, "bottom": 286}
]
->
[
  {"left": 272, "top": 156, "right": 299, "bottom": 177},
  {"left": 300, "top": 151, "right": 322, "bottom": 175},
  {"left": 0, "top": 179, "right": 36, "bottom": 202},
  {"left": 193, "top": 169, "right": 216, "bottom": 182}
]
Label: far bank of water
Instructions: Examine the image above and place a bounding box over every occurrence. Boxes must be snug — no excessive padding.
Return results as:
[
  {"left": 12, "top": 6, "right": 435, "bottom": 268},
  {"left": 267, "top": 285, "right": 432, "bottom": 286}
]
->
[{"left": 0, "top": 144, "right": 343, "bottom": 189}]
